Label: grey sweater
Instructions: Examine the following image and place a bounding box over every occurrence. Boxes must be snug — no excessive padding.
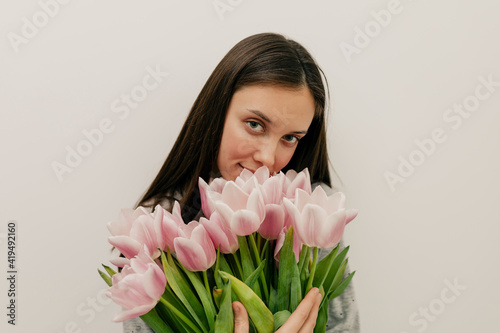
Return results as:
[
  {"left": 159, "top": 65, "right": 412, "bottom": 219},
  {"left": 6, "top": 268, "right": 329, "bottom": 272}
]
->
[{"left": 122, "top": 184, "right": 360, "bottom": 332}]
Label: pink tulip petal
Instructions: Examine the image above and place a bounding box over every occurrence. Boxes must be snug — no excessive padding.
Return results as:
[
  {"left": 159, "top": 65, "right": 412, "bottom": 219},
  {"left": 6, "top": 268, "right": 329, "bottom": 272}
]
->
[
  {"left": 221, "top": 182, "right": 249, "bottom": 211},
  {"left": 230, "top": 210, "right": 262, "bottom": 236},
  {"left": 285, "top": 168, "right": 311, "bottom": 197},
  {"left": 107, "top": 252, "right": 165, "bottom": 323},
  {"left": 253, "top": 166, "right": 270, "bottom": 183},
  {"left": 199, "top": 178, "right": 215, "bottom": 217},
  {"left": 192, "top": 225, "right": 217, "bottom": 267},
  {"left": 241, "top": 176, "right": 259, "bottom": 194},
  {"left": 112, "top": 303, "right": 156, "bottom": 322},
  {"left": 323, "top": 210, "right": 347, "bottom": 248},
  {"left": 345, "top": 209, "right": 359, "bottom": 225},
  {"left": 273, "top": 227, "right": 287, "bottom": 260},
  {"left": 110, "top": 257, "right": 131, "bottom": 268},
  {"left": 214, "top": 202, "right": 235, "bottom": 231},
  {"left": 310, "top": 186, "right": 329, "bottom": 210},
  {"left": 295, "top": 188, "right": 312, "bottom": 212},
  {"left": 262, "top": 174, "right": 285, "bottom": 205},
  {"left": 130, "top": 215, "right": 161, "bottom": 259},
  {"left": 201, "top": 216, "right": 238, "bottom": 254},
  {"left": 174, "top": 237, "right": 210, "bottom": 271},
  {"left": 171, "top": 201, "right": 184, "bottom": 225},
  {"left": 258, "top": 204, "right": 285, "bottom": 240},
  {"left": 142, "top": 265, "right": 166, "bottom": 299},
  {"left": 283, "top": 198, "right": 301, "bottom": 229},
  {"left": 247, "top": 189, "right": 265, "bottom": 218},
  {"left": 108, "top": 236, "right": 142, "bottom": 259},
  {"left": 300, "top": 204, "right": 328, "bottom": 247},
  {"left": 326, "top": 192, "right": 346, "bottom": 213}
]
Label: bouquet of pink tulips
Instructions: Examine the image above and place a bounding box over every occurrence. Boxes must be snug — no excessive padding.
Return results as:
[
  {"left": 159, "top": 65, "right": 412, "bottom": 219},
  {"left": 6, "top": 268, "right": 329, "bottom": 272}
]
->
[{"left": 99, "top": 167, "right": 358, "bottom": 333}]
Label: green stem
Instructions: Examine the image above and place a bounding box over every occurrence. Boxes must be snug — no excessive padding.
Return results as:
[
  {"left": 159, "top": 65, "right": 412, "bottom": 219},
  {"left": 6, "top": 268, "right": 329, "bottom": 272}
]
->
[
  {"left": 158, "top": 297, "right": 203, "bottom": 333},
  {"left": 203, "top": 270, "right": 211, "bottom": 303},
  {"left": 260, "top": 239, "right": 270, "bottom": 262},
  {"left": 232, "top": 252, "right": 244, "bottom": 279},
  {"left": 305, "top": 247, "right": 319, "bottom": 294},
  {"left": 248, "top": 233, "right": 270, "bottom": 302}
]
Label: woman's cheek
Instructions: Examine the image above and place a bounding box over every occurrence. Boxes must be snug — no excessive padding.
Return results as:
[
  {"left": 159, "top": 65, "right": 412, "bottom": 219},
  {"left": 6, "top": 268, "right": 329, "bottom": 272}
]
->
[{"left": 276, "top": 147, "right": 296, "bottom": 171}]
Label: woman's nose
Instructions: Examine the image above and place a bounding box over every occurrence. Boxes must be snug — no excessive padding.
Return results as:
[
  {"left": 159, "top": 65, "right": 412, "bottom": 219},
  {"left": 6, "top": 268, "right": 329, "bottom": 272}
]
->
[{"left": 253, "top": 141, "right": 277, "bottom": 171}]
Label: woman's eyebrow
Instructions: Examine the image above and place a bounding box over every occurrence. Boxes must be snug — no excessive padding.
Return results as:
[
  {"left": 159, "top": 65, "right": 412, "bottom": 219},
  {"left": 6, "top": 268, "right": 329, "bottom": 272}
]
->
[
  {"left": 246, "top": 108, "right": 308, "bottom": 134},
  {"left": 247, "top": 109, "right": 272, "bottom": 124}
]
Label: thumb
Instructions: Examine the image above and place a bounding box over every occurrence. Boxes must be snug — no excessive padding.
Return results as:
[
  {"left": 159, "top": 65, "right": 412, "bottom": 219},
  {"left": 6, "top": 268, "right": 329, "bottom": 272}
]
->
[{"left": 233, "top": 301, "right": 249, "bottom": 333}]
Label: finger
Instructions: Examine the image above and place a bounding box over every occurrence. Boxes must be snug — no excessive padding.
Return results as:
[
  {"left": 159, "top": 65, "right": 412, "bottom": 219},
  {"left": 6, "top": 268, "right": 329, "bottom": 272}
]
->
[
  {"left": 233, "top": 301, "right": 249, "bottom": 333},
  {"left": 276, "top": 288, "right": 320, "bottom": 332},
  {"left": 298, "top": 289, "right": 322, "bottom": 333}
]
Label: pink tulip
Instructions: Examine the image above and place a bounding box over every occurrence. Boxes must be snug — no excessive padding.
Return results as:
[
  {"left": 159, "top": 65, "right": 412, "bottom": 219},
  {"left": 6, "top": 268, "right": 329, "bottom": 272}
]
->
[
  {"left": 107, "top": 207, "right": 151, "bottom": 259},
  {"left": 108, "top": 204, "right": 184, "bottom": 260},
  {"left": 200, "top": 212, "right": 239, "bottom": 254},
  {"left": 234, "top": 166, "right": 271, "bottom": 192},
  {"left": 214, "top": 181, "right": 266, "bottom": 236},
  {"left": 283, "top": 168, "right": 312, "bottom": 198},
  {"left": 154, "top": 202, "right": 185, "bottom": 253},
  {"left": 274, "top": 226, "right": 302, "bottom": 262},
  {"left": 199, "top": 177, "right": 227, "bottom": 218},
  {"left": 174, "top": 222, "right": 217, "bottom": 271},
  {"left": 256, "top": 172, "right": 286, "bottom": 239},
  {"left": 107, "top": 249, "right": 166, "bottom": 322},
  {"left": 283, "top": 187, "right": 358, "bottom": 248},
  {"left": 107, "top": 206, "right": 151, "bottom": 237}
]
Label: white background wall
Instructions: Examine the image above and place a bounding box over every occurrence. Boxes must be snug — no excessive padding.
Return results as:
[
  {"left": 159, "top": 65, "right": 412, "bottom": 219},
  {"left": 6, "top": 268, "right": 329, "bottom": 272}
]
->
[{"left": 1, "top": 0, "right": 499, "bottom": 332}]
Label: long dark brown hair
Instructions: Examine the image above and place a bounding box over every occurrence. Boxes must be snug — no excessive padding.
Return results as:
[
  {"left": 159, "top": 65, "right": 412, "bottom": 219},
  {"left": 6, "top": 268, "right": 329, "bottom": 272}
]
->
[{"left": 136, "top": 32, "right": 333, "bottom": 221}]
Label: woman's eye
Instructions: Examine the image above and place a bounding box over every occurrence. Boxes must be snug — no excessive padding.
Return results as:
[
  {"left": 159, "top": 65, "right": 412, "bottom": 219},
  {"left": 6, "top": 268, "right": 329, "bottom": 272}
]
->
[
  {"left": 282, "top": 135, "right": 299, "bottom": 145},
  {"left": 246, "top": 121, "right": 264, "bottom": 132}
]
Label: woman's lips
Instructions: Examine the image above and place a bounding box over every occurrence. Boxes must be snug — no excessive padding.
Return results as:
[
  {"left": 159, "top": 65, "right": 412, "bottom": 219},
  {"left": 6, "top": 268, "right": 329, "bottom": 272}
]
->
[{"left": 238, "top": 163, "right": 255, "bottom": 173}]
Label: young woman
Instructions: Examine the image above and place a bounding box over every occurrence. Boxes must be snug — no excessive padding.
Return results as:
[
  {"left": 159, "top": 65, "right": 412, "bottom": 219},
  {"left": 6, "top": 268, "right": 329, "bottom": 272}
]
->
[{"left": 123, "top": 32, "right": 360, "bottom": 333}]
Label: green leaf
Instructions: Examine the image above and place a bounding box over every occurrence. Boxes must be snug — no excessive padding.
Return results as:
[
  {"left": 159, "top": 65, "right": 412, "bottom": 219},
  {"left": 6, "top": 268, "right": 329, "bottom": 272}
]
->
[
  {"left": 319, "top": 246, "right": 349, "bottom": 300},
  {"left": 328, "top": 271, "right": 356, "bottom": 301},
  {"left": 312, "top": 244, "right": 339, "bottom": 288},
  {"left": 213, "top": 288, "right": 222, "bottom": 309},
  {"left": 214, "top": 281, "right": 234, "bottom": 333},
  {"left": 161, "top": 251, "right": 208, "bottom": 332},
  {"left": 158, "top": 271, "right": 203, "bottom": 333},
  {"left": 320, "top": 259, "right": 348, "bottom": 309},
  {"left": 268, "top": 286, "right": 278, "bottom": 313},
  {"left": 313, "top": 302, "right": 328, "bottom": 333},
  {"left": 277, "top": 227, "right": 296, "bottom": 311},
  {"left": 179, "top": 264, "right": 217, "bottom": 331},
  {"left": 219, "top": 271, "right": 274, "bottom": 333},
  {"left": 214, "top": 248, "right": 223, "bottom": 289},
  {"left": 238, "top": 236, "right": 261, "bottom": 297},
  {"left": 297, "top": 244, "right": 310, "bottom": 276},
  {"left": 102, "top": 264, "right": 117, "bottom": 277},
  {"left": 244, "top": 259, "right": 266, "bottom": 289},
  {"left": 140, "top": 307, "right": 175, "bottom": 333},
  {"left": 158, "top": 297, "right": 204, "bottom": 333},
  {"left": 330, "top": 260, "right": 348, "bottom": 293},
  {"left": 273, "top": 310, "right": 291, "bottom": 331},
  {"left": 97, "top": 269, "right": 112, "bottom": 287},
  {"left": 289, "top": 266, "right": 301, "bottom": 312}
]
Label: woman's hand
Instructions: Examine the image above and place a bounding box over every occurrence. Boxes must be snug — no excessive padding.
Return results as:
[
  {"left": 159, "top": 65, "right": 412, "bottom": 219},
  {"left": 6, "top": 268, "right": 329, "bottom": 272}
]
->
[{"left": 233, "top": 287, "right": 322, "bottom": 333}]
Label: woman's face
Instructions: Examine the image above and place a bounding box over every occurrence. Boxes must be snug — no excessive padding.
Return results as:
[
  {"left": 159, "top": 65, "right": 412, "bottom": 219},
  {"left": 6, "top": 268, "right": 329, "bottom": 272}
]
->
[{"left": 217, "top": 84, "right": 315, "bottom": 181}]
